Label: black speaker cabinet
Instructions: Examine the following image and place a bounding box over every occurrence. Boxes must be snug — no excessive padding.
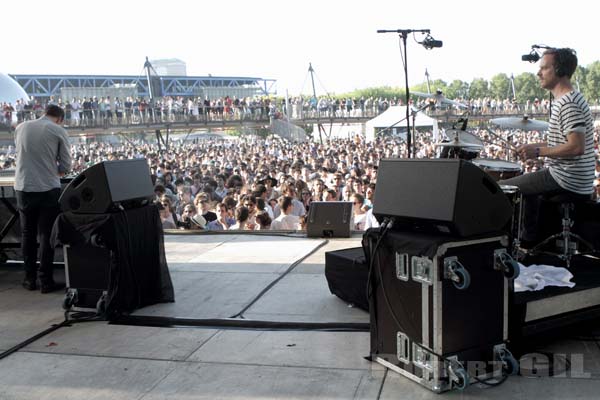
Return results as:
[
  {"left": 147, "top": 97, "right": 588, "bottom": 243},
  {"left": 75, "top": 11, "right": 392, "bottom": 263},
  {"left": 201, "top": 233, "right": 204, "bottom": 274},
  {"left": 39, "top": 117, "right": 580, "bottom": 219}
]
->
[
  {"left": 306, "top": 201, "right": 352, "bottom": 238},
  {"left": 59, "top": 159, "right": 154, "bottom": 213},
  {"left": 373, "top": 159, "right": 512, "bottom": 237},
  {"left": 324, "top": 247, "right": 369, "bottom": 311}
]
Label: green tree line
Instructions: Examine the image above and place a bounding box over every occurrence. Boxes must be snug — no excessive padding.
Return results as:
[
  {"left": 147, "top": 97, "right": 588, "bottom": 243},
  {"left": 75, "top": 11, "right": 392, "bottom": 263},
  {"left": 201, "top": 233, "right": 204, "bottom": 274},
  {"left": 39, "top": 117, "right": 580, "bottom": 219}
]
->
[{"left": 338, "top": 61, "right": 600, "bottom": 105}]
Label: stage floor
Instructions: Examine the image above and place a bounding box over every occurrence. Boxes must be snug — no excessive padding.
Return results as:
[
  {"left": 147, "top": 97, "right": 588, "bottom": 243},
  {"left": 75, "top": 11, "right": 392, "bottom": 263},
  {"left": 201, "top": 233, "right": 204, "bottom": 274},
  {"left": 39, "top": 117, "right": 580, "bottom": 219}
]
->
[{"left": 1, "top": 232, "right": 600, "bottom": 399}]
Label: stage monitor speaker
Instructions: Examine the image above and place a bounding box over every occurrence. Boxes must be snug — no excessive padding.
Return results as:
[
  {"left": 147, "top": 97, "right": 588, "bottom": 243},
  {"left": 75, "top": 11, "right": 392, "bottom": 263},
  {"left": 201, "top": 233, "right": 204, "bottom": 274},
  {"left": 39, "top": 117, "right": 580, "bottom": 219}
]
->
[
  {"left": 306, "top": 201, "right": 353, "bottom": 238},
  {"left": 59, "top": 158, "right": 154, "bottom": 214},
  {"left": 373, "top": 158, "right": 512, "bottom": 237}
]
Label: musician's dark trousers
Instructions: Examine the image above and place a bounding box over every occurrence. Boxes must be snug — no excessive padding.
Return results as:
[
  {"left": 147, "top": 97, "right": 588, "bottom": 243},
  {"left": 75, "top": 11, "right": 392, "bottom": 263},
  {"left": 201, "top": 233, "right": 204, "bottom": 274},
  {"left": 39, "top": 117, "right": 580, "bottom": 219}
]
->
[
  {"left": 499, "top": 169, "right": 567, "bottom": 242},
  {"left": 15, "top": 189, "right": 61, "bottom": 283}
]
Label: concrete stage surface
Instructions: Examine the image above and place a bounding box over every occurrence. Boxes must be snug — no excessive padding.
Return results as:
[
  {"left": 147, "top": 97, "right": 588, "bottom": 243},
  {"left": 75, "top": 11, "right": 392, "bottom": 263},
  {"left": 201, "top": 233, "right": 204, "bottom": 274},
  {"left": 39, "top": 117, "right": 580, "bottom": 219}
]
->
[{"left": 1, "top": 232, "right": 600, "bottom": 399}]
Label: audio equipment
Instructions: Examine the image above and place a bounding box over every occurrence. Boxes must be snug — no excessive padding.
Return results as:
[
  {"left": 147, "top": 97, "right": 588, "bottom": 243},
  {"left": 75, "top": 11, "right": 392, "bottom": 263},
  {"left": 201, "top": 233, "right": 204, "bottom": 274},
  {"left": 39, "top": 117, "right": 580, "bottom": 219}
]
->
[
  {"left": 365, "top": 229, "right": 516, "bottom": 392},
  {"left": 59, "top": 159, "right": 154, "bottom": 214},
  {"left": 324, "top": 247, "right": 369, "bottom": 311},
  {"left": 63, "top": 244, "right": 111, "bottom": 311},
  {"left": 306, "top": 201, "right": 353, "bottom": 238},
  {"left": 373, "top": 159, "right": 512, "bottom": 237}
]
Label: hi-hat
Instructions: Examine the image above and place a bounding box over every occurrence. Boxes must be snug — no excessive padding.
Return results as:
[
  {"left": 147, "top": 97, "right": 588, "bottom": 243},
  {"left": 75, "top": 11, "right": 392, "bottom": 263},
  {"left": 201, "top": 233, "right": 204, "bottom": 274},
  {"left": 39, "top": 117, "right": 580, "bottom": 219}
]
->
[
  {"left": 435, "top": 139, "right": 484, "bottom": 149},
  {"left": 435, "top": 141, "right": 484, "bottom": 148},
  {"left": 413, "top": 90, "right": 468, "bottom": 109},
  {"left": 444, "top": 129, "right": 484, "bottom": 147},
  {"left": 490, "top": 116, "right": 549, "bottom": 131}
]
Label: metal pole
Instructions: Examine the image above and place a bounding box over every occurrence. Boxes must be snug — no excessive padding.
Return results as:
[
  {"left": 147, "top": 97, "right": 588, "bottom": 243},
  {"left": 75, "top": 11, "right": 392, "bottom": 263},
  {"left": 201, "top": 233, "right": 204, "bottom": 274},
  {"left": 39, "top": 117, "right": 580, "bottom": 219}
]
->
[
  {"left": 402, "top": 34, "right": 412, "bottom": 158},
  {"left": 308, "top": 63, "right": 322, "bottom": 144},
  {"left": 144, "top": 57, "right": 154, "bottom": 101}
]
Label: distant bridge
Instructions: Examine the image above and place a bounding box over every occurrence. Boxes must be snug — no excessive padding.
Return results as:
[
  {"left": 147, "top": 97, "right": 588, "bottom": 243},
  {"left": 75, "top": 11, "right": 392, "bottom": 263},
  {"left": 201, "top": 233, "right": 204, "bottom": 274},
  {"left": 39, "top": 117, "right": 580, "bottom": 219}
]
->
[{"left": 3, "top": 109, "right": 599, "bottom": 141}]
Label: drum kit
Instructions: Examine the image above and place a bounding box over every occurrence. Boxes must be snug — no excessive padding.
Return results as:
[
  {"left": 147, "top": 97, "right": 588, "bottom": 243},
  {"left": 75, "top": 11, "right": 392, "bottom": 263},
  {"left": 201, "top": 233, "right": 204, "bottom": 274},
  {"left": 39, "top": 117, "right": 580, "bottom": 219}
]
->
[
  {"left": 434, "top": 114, "right": 549, "bottom": 179},
  {"left": 411, "top": 91, "right": 551, "bottom": 255},
  {"left": 433, "top": 112, "right": 549, "bottom": 257}
]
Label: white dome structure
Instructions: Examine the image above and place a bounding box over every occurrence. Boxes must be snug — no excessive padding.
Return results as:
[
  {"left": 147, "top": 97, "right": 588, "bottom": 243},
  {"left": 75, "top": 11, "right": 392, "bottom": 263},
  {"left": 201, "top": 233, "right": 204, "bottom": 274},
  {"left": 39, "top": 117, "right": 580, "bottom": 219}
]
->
[
  {"left": 0, "top": 73, "right": 29, "bottom": 127},
  {"left": 0, "top": 73, "right": 29, "bottom": 105}
]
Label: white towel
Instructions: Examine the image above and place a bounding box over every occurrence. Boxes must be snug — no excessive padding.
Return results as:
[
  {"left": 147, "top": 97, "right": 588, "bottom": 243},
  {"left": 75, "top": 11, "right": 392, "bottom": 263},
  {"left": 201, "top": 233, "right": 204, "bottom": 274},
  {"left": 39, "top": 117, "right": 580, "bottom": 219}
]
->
[{"left": 514, "top": 263, "right": 576, "bottom": 292}]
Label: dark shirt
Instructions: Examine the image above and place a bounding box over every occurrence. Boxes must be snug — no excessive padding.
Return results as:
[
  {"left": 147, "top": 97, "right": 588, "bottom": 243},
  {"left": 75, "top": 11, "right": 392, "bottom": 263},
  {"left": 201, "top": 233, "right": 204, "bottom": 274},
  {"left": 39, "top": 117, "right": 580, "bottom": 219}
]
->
[{"left": 202, "top": 210, "right": 217, "bottom": 223}]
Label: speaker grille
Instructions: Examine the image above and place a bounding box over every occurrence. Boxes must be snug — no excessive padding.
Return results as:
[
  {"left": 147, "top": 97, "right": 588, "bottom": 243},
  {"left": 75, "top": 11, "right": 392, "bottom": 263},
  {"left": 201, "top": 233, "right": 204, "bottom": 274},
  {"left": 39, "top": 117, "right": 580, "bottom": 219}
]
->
[
  {"left": 81, "top": 188, "right": 94, "bottom": 203},
  {"left": 68, "top": 196, "right": 81, "bottom": 211}
]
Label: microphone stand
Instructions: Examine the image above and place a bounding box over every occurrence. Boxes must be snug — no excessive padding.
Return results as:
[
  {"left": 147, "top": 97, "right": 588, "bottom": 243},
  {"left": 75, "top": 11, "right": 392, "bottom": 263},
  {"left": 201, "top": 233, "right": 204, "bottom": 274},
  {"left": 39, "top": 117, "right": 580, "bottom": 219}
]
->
[
  {"left": 378, "top": 28, "right": 432, "bottom": 158},
  {"left": 374, "top": 102, "right": 432, "bottom": 141}
]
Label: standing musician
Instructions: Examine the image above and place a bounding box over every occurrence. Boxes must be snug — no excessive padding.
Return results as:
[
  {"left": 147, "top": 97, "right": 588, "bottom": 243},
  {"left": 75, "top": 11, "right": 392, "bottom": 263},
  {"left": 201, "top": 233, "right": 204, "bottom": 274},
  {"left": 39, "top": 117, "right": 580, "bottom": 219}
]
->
[
  {"left": 499, "top": 48, "right": 596, "bottom": 245},
  {"left": 15, "top": 104, "right": 71, "bottom": 293}
]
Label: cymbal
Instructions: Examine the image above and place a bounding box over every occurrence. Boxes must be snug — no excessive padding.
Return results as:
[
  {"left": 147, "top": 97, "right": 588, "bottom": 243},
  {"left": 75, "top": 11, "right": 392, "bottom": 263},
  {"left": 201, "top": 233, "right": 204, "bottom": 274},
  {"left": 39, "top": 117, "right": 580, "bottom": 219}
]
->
[
  {"left": 444, "top": 129, "right": 484, "bottom": 147},
  {"left": 412, "top": 91, "right": 469, "bottom": 109},
  {"left": 435, "top": 140, "right": 484, "bottom": 148},
  {"left": 489, "top": 116, "right": 549, "bottom": 131}
]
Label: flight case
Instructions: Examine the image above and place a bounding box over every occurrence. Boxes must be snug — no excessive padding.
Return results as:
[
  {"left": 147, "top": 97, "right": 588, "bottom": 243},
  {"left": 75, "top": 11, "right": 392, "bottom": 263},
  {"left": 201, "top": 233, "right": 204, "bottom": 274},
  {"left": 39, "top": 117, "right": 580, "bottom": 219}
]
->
[
  {"left": 365, "top": 229, "right": 519, "bottom": 392},
  {"left": 62, "top": 244, "right": 111, "bottom": 313}
]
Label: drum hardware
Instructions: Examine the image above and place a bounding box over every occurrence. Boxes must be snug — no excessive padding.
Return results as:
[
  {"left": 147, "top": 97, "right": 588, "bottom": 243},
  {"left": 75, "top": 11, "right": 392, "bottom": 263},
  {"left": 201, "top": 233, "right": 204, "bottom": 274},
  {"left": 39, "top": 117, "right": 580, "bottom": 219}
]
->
[
  {"left": 435, "top": 128, "right": 484, "bottom": 160},
  {"left": 500, "top": 185, "right": 523, "bottom": 259},
  {"left": 435, "top": 129, "right": 484, "bottom": 149}
]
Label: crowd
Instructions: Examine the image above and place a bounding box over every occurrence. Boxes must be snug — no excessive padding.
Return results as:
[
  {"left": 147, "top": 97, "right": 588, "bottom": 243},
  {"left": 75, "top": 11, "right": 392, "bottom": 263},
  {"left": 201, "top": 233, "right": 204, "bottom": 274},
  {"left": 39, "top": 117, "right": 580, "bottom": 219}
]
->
[
  {"left": 1, "top": 122, "right": 599, "bottom": 232},
  {"left": 2, "top": 93, "right": 571, "bottom": 130}
]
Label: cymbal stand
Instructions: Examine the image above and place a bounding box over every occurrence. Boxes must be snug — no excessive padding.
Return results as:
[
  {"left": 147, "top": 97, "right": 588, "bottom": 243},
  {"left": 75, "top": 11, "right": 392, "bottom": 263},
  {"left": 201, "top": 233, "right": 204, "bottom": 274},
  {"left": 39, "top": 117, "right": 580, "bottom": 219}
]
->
[{"left": 486, "top": 128, "right": 519, "bottom": 160}]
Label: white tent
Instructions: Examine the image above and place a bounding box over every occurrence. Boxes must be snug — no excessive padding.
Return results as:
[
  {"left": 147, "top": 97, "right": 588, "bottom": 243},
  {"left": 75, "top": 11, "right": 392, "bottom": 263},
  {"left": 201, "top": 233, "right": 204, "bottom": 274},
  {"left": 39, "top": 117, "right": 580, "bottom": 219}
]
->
[{"left": 365, "top": 105, "right": 439, "bottom": 142}]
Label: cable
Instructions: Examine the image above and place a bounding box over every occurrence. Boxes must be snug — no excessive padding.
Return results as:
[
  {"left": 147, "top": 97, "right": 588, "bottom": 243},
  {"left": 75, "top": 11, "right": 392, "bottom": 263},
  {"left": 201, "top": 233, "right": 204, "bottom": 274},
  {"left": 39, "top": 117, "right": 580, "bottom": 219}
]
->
[
  {"left": 0, "top": 309, "right": 103, "bottom": 361},
  {"left": 472, "top": 373, "right": 509, "bottom": 387},
  {"left": 397, "top": 36, "right": 407, "bottom": 71},
  {"left": 374, "top": 218, "right": 420, "bottom": 341},
  {"left": 111, "top": 315, "right": 369, "bottom": 332},
  {"left": 229, "top": 239, "right": 329, "bottom": 318},
  {"left": 365, "top": 219, "right": 391, "bottom": 348},
  {"left": 299, "top": 70, "right": 310, "bottom": 99}
]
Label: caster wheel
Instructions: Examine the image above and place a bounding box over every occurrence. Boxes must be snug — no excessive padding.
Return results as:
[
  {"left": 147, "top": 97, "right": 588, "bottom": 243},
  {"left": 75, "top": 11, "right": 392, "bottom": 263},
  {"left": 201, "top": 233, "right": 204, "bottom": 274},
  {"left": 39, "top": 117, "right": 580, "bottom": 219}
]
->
[
  {"left": 452, "top": 266, "right": 471, "bottom": 290},
  {"left": 453, "top": 367, "right": 469, "bottom": 390},
  {"left": 503, "top": 353, "right": 520, "bottom": 376},
  {"left": 62, "top": 295, "right": 73, "bottom": 311},
  {"left": 504, "top": 259, "right": 520, "bottom": 280},
  {"left": 96, "top": 296, "right": 106, "bottom": 316}
]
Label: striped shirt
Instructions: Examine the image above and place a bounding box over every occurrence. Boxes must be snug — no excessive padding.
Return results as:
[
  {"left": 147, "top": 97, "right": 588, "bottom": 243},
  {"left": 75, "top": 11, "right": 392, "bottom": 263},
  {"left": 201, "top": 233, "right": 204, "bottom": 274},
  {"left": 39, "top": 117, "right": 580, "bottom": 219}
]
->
[{"left": 547, "top": 91, "right": 595, "bottom": 195}]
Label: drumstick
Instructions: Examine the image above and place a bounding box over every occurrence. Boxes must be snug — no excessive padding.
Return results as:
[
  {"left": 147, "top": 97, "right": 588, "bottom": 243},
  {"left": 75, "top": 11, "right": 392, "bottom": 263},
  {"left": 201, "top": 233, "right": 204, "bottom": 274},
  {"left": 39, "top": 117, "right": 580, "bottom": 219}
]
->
[
  {"left": 485, "top": 128, "right": 520, "bottom": 151},
  {"left": 477, "top": 134, "right": 520, "bottom": 154}
]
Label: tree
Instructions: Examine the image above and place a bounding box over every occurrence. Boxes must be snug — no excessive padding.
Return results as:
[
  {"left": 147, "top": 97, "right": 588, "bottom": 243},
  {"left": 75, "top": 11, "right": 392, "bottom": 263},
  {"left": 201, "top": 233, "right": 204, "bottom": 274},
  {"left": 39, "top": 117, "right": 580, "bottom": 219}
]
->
[
  {"left": 410, "top": 82, "right": 430, "bottom": 95},
  {"left": 348, "top": 86, "right": 404, "bottom": 100},
  {"left": 581, "top": 62, "right": 600, "bottom": 105},
  {"left": 513, "top": 73, "right": 545, "bottom": 103},
  {"left": 468, "top": 78, "right": 489, "bottom": 99},
  {"left": 445, "top": 80, "right": 469, "bottom": 100},
  {"left": 489, "top": 73, "right": 511, "bottom": 100}
]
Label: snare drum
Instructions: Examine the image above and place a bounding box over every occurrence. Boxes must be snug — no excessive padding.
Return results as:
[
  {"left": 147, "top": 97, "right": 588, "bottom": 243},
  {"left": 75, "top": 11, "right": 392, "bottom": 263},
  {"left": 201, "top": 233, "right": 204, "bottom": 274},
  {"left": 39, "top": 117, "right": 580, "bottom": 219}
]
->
[
  {"left": 500, "top": 185, "right": 523, "bottom": 258},
  {"left": 472, "top": 159, "right": 522, "bottom": 181}
]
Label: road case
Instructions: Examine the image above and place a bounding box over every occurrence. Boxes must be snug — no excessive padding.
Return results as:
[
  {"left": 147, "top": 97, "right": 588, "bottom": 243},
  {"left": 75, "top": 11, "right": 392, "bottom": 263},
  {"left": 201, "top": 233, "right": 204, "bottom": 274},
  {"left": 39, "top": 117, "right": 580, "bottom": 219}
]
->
[
  {"left": 62, "top": 244, "right": 111, "bottom": 313},
  {"left": 365, "top": 229, "right": 519, "bottom": 392}
]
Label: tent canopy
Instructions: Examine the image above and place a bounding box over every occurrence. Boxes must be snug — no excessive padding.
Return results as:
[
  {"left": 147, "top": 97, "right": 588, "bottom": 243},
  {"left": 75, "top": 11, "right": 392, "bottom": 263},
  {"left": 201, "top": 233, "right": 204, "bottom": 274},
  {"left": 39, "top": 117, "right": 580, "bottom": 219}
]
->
[{"left": 365, "top": 105, "right": 439, "bottom": 142}]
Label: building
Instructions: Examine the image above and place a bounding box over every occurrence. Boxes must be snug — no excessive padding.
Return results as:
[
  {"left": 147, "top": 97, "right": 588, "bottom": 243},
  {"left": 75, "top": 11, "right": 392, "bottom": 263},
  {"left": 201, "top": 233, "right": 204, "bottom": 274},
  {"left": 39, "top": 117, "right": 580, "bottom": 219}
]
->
[{"left": 150, "top": 58, "right": 187, "bottom": 76}]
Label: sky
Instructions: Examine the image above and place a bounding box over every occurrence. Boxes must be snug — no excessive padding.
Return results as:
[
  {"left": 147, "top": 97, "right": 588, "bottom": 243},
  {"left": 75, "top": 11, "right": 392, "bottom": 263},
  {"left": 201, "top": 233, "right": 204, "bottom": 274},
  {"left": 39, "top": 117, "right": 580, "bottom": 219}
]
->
[{"left": 2, "top": 0, "right": 597, "bottom": 96}]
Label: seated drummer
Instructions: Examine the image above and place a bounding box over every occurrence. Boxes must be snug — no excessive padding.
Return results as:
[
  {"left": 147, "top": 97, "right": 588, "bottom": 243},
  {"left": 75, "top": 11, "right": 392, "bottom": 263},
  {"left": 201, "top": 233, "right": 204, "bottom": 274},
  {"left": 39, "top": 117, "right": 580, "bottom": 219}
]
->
[{"left": 499, "top": 48, "right": 595, "bottom": 245}]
